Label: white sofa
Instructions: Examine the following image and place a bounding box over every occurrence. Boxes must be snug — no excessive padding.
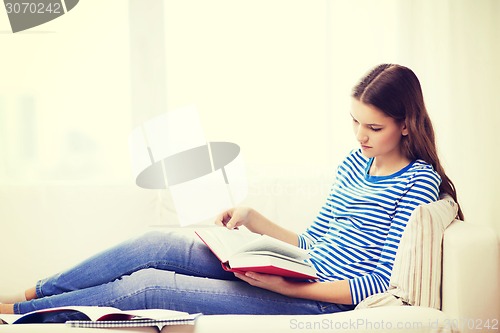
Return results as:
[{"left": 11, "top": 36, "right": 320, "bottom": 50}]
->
[
  {"left": 194, "top": 219, "right": 500, "bottom": 333},
  {"left": 1, "top": 219, "right": 498, "bottom": 333}
]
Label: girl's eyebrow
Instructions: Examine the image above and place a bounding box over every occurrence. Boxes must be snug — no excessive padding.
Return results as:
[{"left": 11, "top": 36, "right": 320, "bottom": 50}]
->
[{"left": 350, "top": 113, "right": 383, "bottom": 127}]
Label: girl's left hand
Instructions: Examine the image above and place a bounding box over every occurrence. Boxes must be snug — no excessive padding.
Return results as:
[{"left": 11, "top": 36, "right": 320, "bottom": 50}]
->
[{"left": 234, "top": 271, "right": 301, "bottom": 297}]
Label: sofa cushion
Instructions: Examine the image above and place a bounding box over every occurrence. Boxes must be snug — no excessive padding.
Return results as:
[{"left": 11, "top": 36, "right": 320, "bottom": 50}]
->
[
  {"left": 194, "top": 306, "right": 453, "bottom": 333},
  {"left": 356, "top": 196, "right": 458, "bottom": 310}
]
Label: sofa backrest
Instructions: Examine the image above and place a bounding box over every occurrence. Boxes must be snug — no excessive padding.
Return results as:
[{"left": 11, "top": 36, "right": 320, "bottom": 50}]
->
[{"left": 441, "top": 220, "right": 500, "bottom": 331}]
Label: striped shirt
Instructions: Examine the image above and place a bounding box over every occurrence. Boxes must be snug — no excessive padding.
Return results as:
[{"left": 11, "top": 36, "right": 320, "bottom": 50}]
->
[{"left": 297, "top": 149, "right": 441, "bottom": 304}]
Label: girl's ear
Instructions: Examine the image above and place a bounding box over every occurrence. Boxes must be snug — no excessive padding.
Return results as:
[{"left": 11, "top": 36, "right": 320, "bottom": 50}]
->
[{"left": 401, "top": 122, "right": 409, "bottom": 136}]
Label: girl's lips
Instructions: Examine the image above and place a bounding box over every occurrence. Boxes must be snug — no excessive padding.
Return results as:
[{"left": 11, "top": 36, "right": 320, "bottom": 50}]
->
[{"left": 361, "top": 145, "right": 372, "bottom": 149}]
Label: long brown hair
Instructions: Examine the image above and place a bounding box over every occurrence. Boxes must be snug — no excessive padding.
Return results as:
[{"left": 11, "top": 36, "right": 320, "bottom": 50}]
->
[{"left": 352, "top": 64, "right": 464, "bottom": 220}]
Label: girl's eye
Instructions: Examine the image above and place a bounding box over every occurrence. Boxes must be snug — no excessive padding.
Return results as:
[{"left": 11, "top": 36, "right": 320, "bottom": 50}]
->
[{"left": 370, "top": 127, "right": 382, "bottom": 132}]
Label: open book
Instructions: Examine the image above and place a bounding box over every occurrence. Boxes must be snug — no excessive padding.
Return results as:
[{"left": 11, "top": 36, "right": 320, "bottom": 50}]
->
[
  {"left": 195, "top": 227, "right": 317, "bottom": 279},
  {"left": 0, "top": 306, "right": 200, "bottom": 329}
]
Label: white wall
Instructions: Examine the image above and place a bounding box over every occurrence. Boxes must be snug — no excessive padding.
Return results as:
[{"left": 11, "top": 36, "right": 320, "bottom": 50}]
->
[{"left": 1, "top": 0, "right": 499, "bottom": 292}]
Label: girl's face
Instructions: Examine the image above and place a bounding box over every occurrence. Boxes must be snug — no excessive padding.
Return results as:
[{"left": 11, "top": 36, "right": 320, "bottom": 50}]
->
[{"left": 350, "top": 98, "right": 408, "bottom": 161}]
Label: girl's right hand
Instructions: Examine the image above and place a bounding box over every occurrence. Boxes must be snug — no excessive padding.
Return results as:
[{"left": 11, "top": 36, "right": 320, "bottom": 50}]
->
[{"left": 214, "top": 207, "right": 253, "bottom": 230}]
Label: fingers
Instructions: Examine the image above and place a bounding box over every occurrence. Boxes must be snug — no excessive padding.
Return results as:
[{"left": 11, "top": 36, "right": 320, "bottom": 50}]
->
[
  {"left": 214, "top": 213, "right": 225, "bottom": 227},
  {"left": 234, "top": 271, "right": 268, "bottom": 283},
  {"left": 214, "top": 210, "right": 231, "bottom": 227},
  {"left": 225, "top": 215, "right": 239, "bottom": 229},
  {"left": 234, "top": 272, "right": 285, "bottom": 292},
  {"left": 234, "top": 272, "right": 258, "bottom": 286},
  {"left": 214, "top": 209, "right": 240, "bottom": 229}
]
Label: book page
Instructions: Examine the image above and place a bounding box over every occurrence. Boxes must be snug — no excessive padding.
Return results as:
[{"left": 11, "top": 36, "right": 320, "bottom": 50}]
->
[
  {"left": 196, "top": 227, "right": 309, "bottom": 262},
  {"left": 116, "top": 309, "right": 188, "bottom": 320},
  {"left": 195, "top": 227, "right": 261, "bottom": 262},
  {"left": 227, "top": 253, "right": 317, "bottom": 279},
  {"left": 0, "top": 314, "right": 22, "bottom": 324},
  {"left": 235, "top": 235, "right": 309, "bottom": 261},
  {"left": 241, "top": 251, "right": 311, "bottom": 266},
  {"left": 1, "top": 306, "right": 120, "bottom": 324},
  {"left": 0, "top": 306, "right": 191, "bottom": 324}
]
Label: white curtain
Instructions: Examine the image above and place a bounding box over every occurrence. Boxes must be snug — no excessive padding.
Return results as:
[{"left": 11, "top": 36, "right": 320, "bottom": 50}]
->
[
  {"left": 147, "top": 0, "right": 500, "bottom": 232},
  {"left": 395, "top": 0, "right": 500, "bottom": 230}
]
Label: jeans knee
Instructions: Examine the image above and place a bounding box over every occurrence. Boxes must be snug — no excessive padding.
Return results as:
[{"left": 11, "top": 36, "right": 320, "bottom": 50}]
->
[
  {"left": 139, "top": 230, "right": 168, "bottom": 244},
  {"left": 133, "top": 230, "right": 195, "bottom": 256},
  {"left": 142, "top": 230, "right": 191, "bottom": 242},
  {"left": 135, "top": 230, "right": 180, "bottom": 247},
  {"left": 121, "top": 268, "right": 173, "bottom": 291}
]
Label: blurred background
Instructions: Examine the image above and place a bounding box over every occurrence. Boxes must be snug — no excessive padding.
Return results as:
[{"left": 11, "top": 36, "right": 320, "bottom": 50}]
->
[{"left": 1, "top": 0, "right": 498, "bottom": 291}]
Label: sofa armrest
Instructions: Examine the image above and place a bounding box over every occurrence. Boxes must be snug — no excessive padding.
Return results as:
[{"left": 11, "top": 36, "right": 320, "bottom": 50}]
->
[{"left": 441, "top": 220, "right": 500, "bottom": 331}]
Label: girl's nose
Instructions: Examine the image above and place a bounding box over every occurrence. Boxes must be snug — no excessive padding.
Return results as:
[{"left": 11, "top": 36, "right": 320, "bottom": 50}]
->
[{"left": 356, "top": 128, "right": 368, "bottom": 143}]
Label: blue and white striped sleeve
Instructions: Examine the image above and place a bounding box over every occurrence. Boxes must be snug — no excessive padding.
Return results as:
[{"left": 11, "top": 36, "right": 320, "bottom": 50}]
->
[{"left": 348, "top": 168, "right": 441, "bottom": 304}]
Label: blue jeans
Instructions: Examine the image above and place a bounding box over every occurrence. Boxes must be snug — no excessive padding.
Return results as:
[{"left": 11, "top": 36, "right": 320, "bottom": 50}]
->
[{"left": 14, "top": 230, "right": 354, "bottom": 320}]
